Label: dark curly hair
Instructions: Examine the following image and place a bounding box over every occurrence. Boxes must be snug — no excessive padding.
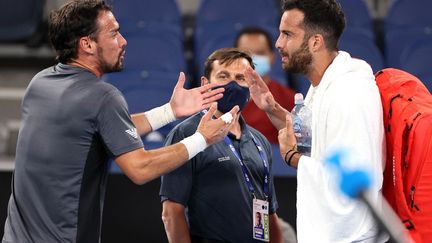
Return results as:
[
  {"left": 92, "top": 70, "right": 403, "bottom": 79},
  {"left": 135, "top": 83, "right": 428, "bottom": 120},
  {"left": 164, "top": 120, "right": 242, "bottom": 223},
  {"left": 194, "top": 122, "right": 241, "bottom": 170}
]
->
[
  {"left": 48, "top": 0, "right": 112, "bottom": 63},
  {"left": 282, "top": 0, "right": 346, "bottom": 51}
]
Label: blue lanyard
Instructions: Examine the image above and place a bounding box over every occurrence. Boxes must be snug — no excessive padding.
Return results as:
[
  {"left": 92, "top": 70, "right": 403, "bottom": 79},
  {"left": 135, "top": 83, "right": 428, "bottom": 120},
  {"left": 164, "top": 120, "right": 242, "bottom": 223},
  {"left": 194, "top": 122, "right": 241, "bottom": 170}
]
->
[{"left": 223, "top": 132, "right": 270, "bottom": 199}]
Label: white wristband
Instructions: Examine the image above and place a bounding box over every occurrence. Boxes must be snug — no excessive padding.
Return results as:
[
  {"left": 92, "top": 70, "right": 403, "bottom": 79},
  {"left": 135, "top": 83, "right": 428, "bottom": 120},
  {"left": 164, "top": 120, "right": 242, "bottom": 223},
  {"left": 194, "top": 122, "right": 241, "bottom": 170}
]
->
[
  {"left": 180, "top": 132, "right": 207, "bottom": 160},
  {"left": 144, "top": 103, "right": 176, "bottom": 131}
]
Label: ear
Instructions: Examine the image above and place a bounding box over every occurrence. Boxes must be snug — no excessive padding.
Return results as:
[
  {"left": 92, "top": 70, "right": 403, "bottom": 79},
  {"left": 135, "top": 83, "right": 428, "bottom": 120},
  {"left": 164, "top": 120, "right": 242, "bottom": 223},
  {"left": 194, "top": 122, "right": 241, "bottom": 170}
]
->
[
  {"left": 78, "top": 36, "right": 96, "bottom": 55},
  {"left": 309, "top": 34, "right": 324, "bottom": 52},
  {"left": 200, "top": 76, "right": 210, "bottom": 86}
]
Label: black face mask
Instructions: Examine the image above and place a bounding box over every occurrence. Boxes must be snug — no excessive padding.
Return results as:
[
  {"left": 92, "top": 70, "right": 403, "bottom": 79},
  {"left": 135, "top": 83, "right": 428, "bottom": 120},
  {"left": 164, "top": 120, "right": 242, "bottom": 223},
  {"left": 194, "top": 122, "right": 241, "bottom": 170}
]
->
[{"left": 216, "top": 81, "right": 250, "bottom": 113}]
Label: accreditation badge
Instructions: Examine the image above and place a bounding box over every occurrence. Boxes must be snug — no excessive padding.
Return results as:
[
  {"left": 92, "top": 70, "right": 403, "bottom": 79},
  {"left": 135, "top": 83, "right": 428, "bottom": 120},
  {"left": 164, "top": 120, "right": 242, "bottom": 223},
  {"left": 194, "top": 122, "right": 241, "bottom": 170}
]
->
[{"left": 252, "top": 198, "right": 269, "bottom": 242}]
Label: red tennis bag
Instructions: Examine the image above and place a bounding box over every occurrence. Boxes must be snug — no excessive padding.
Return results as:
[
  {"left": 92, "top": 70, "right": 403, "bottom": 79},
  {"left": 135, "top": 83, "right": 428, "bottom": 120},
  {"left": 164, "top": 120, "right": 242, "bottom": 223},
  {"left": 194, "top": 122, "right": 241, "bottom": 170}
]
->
[{"left": 375, "top": 68, "right": 432, "bottom": 243}]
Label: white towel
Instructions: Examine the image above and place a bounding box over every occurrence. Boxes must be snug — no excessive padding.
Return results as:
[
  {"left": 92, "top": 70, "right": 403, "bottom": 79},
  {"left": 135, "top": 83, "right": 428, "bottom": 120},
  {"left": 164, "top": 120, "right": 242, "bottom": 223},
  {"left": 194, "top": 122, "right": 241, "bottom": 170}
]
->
[{"left": 296, "top": 51, "right": 386, "bottom": 243}]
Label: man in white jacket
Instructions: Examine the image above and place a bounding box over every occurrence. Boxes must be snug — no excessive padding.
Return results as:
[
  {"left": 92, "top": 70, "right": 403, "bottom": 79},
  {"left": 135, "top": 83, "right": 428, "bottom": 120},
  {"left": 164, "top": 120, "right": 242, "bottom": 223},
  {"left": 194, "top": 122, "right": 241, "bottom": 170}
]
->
[{"left": 245, "top": 0, "right": 386, "bottom": 242}]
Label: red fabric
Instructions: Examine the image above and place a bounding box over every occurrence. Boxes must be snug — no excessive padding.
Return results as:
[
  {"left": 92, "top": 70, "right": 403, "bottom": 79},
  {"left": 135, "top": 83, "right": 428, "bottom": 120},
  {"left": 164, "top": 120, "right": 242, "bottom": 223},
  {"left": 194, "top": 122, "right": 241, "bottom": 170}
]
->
[
  {"left": 242, "top": 80, "right": 296, "bottom": 144},
  {"left": 376, "top": 68, "right": 432, "bottom": 243}
]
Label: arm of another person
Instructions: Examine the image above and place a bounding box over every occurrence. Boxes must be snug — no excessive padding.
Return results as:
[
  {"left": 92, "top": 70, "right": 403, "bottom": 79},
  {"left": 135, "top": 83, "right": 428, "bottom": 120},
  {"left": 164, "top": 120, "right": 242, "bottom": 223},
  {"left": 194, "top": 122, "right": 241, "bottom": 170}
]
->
[
  {"left": 131, "top": 72, "right": 224, "bottom": 135},
  {"left": 162, "top": 200, "right": 191, "bottom": 243},
  {"left": 269, "top": 213, "right": 283, "bottom": 243},
  {"left": 244, "top": 67, "right": 289, "bottom": 130},
  {"left": 115, "top": 104, "right": 239, "bottom": 185}
]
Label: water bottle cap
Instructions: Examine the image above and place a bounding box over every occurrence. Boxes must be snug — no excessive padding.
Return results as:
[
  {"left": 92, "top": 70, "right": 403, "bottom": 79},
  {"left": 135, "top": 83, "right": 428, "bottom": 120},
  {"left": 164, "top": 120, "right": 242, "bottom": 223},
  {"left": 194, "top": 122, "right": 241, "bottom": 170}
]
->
[{"left": 294, "top": 93, "right": 304, "bottom": 104}]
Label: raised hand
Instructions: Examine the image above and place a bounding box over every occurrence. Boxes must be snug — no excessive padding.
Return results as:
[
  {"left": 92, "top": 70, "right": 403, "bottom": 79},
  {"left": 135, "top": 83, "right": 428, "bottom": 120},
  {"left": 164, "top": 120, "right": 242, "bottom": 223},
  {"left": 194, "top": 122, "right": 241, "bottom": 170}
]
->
[
  {"left": 278, "top": 115, "right": 298, "bottom": 159},
  {"left": 244, "top": 66, "right": 276, "bottom": 112},
  {"left": 245, "top": 66, "right": 289, "bottom": 130},
  {"left": 197, "top": 103, "right": 240, "bottom": 145},
  {"left": 169, "top": 72, "right": 224, "bottom": 118}
]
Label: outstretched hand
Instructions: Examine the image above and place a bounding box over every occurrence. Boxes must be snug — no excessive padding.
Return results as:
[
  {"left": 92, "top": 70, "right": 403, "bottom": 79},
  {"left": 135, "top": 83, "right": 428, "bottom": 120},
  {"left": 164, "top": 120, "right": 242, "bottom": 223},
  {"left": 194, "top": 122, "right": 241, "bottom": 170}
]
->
[
  {"left": 197, "top": 103, "right": 240, "bottom": 145},
  {"left": 170, "top": 72, "right": 224, "bottom": 118},
  {"left": 244, "top": 66, "right": 276, "bottom": 112}
]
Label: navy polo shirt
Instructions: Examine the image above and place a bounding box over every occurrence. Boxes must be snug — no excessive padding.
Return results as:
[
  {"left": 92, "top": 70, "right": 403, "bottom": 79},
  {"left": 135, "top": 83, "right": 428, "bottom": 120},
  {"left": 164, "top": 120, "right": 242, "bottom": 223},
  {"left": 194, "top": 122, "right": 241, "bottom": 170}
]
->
[{"left": 160, "top": 113, "right": 278, "bottom": 242}]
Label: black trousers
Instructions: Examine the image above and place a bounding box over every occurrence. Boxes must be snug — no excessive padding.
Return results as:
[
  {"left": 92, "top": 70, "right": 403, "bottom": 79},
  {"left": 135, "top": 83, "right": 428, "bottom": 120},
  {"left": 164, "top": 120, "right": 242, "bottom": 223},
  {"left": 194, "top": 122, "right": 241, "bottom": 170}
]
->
[{"left": 190, "top": 235, "right": 227, "bottom": 243}]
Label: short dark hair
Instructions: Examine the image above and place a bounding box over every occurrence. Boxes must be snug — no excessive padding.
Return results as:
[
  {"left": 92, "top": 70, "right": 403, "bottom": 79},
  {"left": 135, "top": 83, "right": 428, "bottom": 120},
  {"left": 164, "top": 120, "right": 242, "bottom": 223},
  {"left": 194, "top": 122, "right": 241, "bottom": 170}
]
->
[
  {"left": 282, "top": 0, "right": 345, "bottom": 51},
  {"left": 203, "top": 48, "right": 255, "bottom": 79},
  {"left": 234, "top": 27, "right": 274, "bottom": 51},
  {"left": 48, "top": 0, "right": 112, "bottom": 63}
]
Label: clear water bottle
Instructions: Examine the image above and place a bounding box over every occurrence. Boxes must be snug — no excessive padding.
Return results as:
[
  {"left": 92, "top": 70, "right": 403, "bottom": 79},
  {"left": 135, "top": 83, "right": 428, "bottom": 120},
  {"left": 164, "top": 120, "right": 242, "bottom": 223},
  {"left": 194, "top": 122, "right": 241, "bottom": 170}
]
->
[{"left": 291, "top": 93, "right": 312, "bottom": 156}]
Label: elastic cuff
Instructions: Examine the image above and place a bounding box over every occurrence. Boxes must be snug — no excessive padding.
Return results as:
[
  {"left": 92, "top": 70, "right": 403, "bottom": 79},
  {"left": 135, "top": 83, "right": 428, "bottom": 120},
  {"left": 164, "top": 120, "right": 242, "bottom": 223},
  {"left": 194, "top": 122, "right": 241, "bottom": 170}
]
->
[
  {"left": 144, "top": 103, "right": 176, "bottom": 131},
  {"left": 180, "top": 132, "right": 207, "bottom": 159}
]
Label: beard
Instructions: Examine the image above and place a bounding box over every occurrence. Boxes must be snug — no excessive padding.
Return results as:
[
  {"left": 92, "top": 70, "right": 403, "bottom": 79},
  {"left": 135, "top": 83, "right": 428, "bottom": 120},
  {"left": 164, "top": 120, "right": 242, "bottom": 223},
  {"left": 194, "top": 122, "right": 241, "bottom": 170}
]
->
[
  {"left": 97, "top": 46, "right": 124, "bottom": 74},
  {"left": 281, "top": 39, "right": 312, "bottom": 75}
]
